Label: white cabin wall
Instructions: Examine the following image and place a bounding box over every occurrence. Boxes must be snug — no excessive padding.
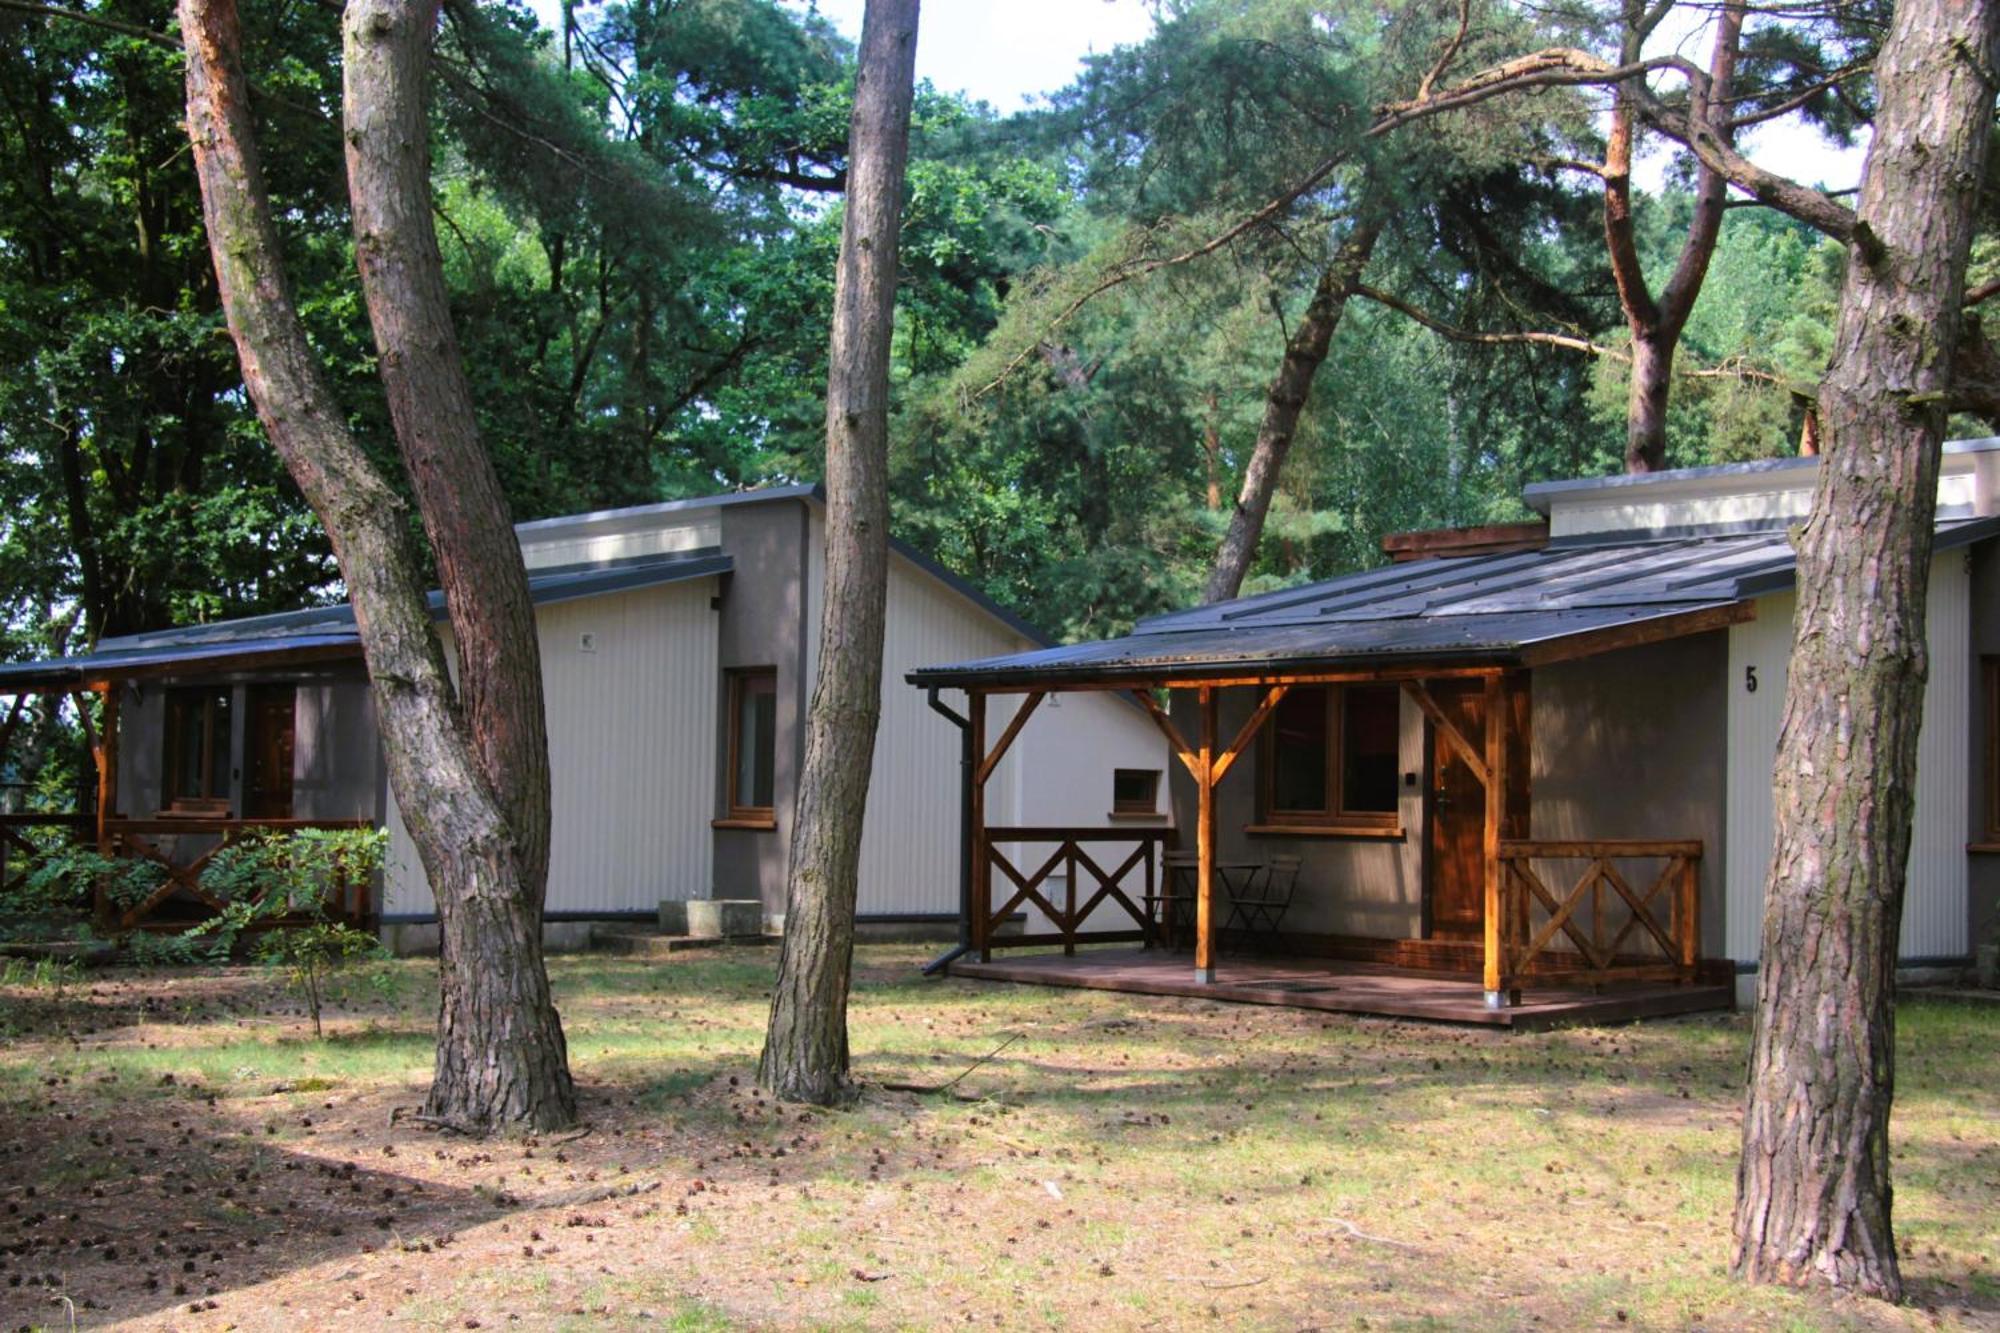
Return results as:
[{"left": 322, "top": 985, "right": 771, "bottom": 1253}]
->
[
  {"left": 1725, "top": 554, "right": 1970, "bottom": 970},
  {"left": 383, "top": 578, "right": 720, "bottom": 920}
]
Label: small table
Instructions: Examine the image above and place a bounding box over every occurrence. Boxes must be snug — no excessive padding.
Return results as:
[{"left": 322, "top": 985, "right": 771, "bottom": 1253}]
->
[{"left": 1156, "top": 860, "right": 1264, "bottom": 949}]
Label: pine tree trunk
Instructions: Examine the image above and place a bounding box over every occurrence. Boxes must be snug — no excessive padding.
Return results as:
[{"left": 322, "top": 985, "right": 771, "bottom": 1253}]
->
[
  {"left": 1204, "top": 217, "right": 1381, "bottom": 604},
  {"left": 1731, "top": 0, "right": 1998, "bottom": 1296},
  {"left": 757, "top": 0, "right": 920, "bottom": 1106},
  {"left": 182, "top": 0, "right": 574, "bottom": 1131},
  {"left": 1604, "top": 0, "right": 1742, "bottom": 475},
  {"left": 342, "top": 0, "right": 573, "bottom": 1131},
  {"left": 1624, "top": 329, "right": 1674, "bottom": 474}
]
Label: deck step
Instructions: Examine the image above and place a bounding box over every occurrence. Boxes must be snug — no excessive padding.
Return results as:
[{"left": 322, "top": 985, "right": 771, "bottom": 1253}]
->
[{"left": 589, "top": 926, "right": 777, "bottom": 958}]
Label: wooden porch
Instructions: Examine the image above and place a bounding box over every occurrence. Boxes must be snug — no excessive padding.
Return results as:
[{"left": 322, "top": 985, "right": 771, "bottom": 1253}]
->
[
  {"left": 948, "top": 656, "right": 1733, "bottom": 1022},
  {"left": 0, "top": 683, "right": 376, "bottom": 933},
  {"left": 949, "top": 948, "right": 1733, "bottom": 1030}
]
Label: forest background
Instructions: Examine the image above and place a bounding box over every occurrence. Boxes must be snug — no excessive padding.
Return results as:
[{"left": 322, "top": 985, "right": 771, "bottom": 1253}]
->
[{"left": 0, "top": 0, "right": 1939, "bottom": 705}]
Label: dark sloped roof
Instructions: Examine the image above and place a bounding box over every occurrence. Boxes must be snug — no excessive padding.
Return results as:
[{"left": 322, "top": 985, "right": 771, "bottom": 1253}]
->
[
  {"left": 0, "top": 550, "right": 733, "bottom": 691},
  {"left": 908, "top": 516, "right": 2000, "bottom": 689}
]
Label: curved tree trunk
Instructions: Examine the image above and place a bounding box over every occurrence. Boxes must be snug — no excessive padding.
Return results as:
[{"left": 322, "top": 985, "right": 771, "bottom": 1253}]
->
[
  {"left": 1204, "top": 216, "right": 1381, "bottom": 605},
  {"left": 1731, "top": 0, "right": 1998, "bottom": 1296},
  {"left": 182, "top": 0, "right": 574, "bottom": 1131},
  {"left": 758, "top": 0, "right": 919, "bottom": 1106},
  {"left": 342, "top": 0, "right": 572, "bottom": 1131}
]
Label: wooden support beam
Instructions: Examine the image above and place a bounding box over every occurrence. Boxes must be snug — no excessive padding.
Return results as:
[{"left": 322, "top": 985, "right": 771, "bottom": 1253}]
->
[
  {"left": 94, "top": 684, "right": 118, "bottom": 854},
  {"left": 1133, "top": 689, "right": 1204, "bottom": 781},
  {"left": 1481, "top": 673, "right": 1506, "bottom": 1007},
  {"left": 975, "top": 690, "right": 1044, "bottom": 786},
  {"left": 963, "top": 663, "right": 1507, "bottom": 695},
  {"left": 969, "top": 692, "right": 990, "bottom": 962},
  {"left": 1402, "top": 679, "right": 1489, "bottom": 788},
  {"left": 1195, "top": 686, "right": 1217, "bottom": 985},
  {"left": 1209, "top": 684, "right": 1289, "bottom": 785}
]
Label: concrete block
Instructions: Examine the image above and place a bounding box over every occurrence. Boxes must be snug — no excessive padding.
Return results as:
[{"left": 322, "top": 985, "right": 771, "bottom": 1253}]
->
[{"left": 658, "top": 898, "right": 764, "bottom": 938}]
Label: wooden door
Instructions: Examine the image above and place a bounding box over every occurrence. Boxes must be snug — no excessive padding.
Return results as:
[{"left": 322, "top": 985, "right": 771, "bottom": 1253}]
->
[
  {"left": 244, "top": 686, "right": 295, "bottom": 819},
  {"left": 1426, "top": 681, "right": 1487, "bottom": 940},
  {"left": 1423, "top": 675, "right": 1532, "bottom": 942}
]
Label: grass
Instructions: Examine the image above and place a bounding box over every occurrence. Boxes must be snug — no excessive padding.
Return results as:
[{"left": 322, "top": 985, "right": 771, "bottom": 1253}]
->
[{"left": 0, "top": 945, "right": 1994, "bottom": 1330}]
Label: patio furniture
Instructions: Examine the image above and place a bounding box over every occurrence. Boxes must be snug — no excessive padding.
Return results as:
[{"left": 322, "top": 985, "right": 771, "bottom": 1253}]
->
[
  {"left": 1156, "top": 851, "right": 1265, "bottom": 949},
  {"left": 1225, "top": 854, "right": 1300, "bottom": 935}
]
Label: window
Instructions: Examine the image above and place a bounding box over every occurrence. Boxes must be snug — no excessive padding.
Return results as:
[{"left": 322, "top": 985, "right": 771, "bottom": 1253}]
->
[
  {"left": 163, "top": 686, "right": 232, "bottom": 813},
  {"left": 1112, "top": 768, "right": 1161, "bottom": 816},
  {"left": 1258, "top": 684, "right": 1401, "bottom": 831},
  {"left": 723, "top": 668, "right": 777, "bottom": 826},
  {"left": 1985, "top": 658, "right": 2000, "bottom": 841}
]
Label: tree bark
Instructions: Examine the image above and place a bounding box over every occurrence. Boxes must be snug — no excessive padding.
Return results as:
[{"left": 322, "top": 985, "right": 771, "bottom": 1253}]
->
[
  {"left": 1204, "top": 216, "right": 1381, "bottom": 604},
  {"left": 342, "top": 0, "right": 573, "bottom": 1131},
  {"left": 757, "top": 0, "right": 919, "bottom": 1106},
  {"left": 1731, "top": 0, "right": 1998, "bottom": 1297},
  {"left": 182, "top": 0, "right": 574, "bottom": 1131}
]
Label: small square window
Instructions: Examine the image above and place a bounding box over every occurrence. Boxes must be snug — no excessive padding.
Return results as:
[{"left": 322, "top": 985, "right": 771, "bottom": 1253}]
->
[{"left": 1112, "top": 768, "right": 1160, "bottom": 815}]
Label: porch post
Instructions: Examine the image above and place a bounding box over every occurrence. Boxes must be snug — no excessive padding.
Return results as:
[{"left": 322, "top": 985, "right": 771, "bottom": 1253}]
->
[
  {"left": 1481, "top": 672, "right": 1506, "bottom": 1009},
  {"left": 969, "top": 691, "right": 990, "bottom": 962},
  {"left": 1195, "top": 685, "right": 1216, "bottom": 985},
  {"left": 94, "top": 683, "right": 118, "bottom": 854}
]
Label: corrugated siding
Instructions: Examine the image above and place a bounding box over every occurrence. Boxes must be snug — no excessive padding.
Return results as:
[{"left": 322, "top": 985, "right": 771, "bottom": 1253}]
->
[
  {"left": 383, "top": 579, "right": 719, "bottom": 917},
  {"left": 857, "top": 556, "right": 1026, "bottom": 915},
  {"left": 1910, "top": 553, "right": 1970, "bottom": 958},
  {"left": 518, "top": 512, "right": 720, "bottom": 570},
  {"left": 1725, "top": 554, "right": 1970, "bottom": 963}
]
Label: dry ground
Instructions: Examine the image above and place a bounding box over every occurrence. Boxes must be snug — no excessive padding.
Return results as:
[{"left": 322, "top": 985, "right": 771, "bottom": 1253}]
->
[{"left": 0, "top": 945, "right": 1994, "bottom": 1332}]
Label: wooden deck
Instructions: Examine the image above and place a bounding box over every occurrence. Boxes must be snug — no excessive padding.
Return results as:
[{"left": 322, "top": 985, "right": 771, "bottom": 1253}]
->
[{"left": 949, "top": 948, "right": 1734, "bottom": 1030}]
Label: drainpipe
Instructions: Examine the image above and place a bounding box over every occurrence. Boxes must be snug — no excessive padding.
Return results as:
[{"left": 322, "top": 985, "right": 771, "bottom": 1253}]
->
[{"left": 921, "top": 686, "right": 974, "bottom": 976}]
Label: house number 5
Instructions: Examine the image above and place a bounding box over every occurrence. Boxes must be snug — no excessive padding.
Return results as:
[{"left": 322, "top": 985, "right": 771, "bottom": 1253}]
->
[{"left": 1745, "top": 665, "right": 1759, "bottom": 694}]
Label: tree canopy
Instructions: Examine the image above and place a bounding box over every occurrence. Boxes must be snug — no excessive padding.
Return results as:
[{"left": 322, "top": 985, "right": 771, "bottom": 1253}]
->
[{"left": 0, "top": 0, "right": 1924, "bottom": 653}]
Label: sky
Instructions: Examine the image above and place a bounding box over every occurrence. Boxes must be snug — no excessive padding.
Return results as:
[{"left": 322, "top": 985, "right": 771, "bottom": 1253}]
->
[
  {"left": 791, "top": 0, "right": 1867, "bottom": 194},
  {"left": 534, "top": 0, "right": 1866, "bottom": 195}
]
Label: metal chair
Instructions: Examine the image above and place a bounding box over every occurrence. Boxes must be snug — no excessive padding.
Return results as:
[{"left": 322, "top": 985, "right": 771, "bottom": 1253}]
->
[
  {"left": 1155, "top": 851, "right": 1200, "bottom": 947},
  {"left": 1225, "top": 855, "right": 1300, "bottom": 935}
]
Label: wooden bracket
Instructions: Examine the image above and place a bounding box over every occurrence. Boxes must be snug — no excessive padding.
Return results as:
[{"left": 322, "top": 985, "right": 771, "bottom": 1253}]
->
[
  {"left": 975, "top": 691, "right": 1045, "bottom": 787},
  {"left": 1402, "top": 678, "right": 1489, "bottom": 788},
  {"left": 1209, "top": 684, "right": 1289, "bottom": 785}
]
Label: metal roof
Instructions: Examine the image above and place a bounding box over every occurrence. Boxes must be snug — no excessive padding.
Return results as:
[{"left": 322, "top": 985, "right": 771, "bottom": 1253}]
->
[
  {"left": 908, "top": 516, "right": 2000, "bottom": 689},
  {"left": 0, "top": 549, "right": 734, "bottom": 691}
]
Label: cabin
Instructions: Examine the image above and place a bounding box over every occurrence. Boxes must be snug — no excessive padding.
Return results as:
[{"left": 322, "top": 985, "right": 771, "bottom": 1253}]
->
[
  {"left": 909, "top": 442, "right": 2000, "bottom": 1026},
  {"left": 0, "top": 485, "right": 1166, "bottom": 947}
]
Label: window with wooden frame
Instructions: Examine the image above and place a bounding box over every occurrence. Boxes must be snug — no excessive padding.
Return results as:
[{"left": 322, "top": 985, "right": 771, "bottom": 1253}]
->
[
  {"left": 720, "top": 668, "right": 777, "bottom": 828},
  {"left": 1984, "top": 657, "right": 2000, "bottom": 844},
  {"left": 163, "top": 686, "right": 232, "bottom": 814},
  {"left": 1111, "top": 767, "right": 1161, "bottom": 817},
  {"left": 1255, "top": 684, "right": 1401, "bottom": 833}
]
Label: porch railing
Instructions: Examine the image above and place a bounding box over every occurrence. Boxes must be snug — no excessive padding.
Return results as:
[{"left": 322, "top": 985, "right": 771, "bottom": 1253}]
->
[
  {"left": 1495, "top": 839, "right": 1701, "bottom": 992},
  {"left": 977, "top": 826, "right": 1170, "bottom": 956},
  {"left": 0, "top": 813, "right": 93, "bottom": 901},
  {"left": 106, "top": 817, "right": 377, "bottom": 931}
]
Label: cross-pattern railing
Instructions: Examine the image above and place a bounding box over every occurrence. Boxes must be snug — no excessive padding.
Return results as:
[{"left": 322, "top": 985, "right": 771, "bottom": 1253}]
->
[
  {"left": 977, "top": 826, "right": 1169, "bottom": 956},
  {"left": 0, "top": 813, "right": 92, "bottom": 902},
  {"left": 107, "top": 817, "right": 377, "bottom": 931},
  {"left": 1495, "top": 839, "right": 1701, "bottom": 991}
]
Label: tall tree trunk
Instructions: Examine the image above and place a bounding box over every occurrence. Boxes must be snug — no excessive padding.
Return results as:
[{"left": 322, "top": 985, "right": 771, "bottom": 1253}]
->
[
  {"left": 758, "top": 0, "right": 919, "bottom": 1106},
  {"left": 1604, "top": 0, "right": 1742, "bottom": 473},
  {"left": 1204, "top": 217, "right": 1380, "bottom": 604},
  {"left": 182, "top": 0, "right": 575, "bottom": 1130},
  {"left": 342, "top": 0, "right": 573, "bottom": 1130},
  {"left": 1731, "top": 0, "right": 1998, "bottom": 1296}
]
